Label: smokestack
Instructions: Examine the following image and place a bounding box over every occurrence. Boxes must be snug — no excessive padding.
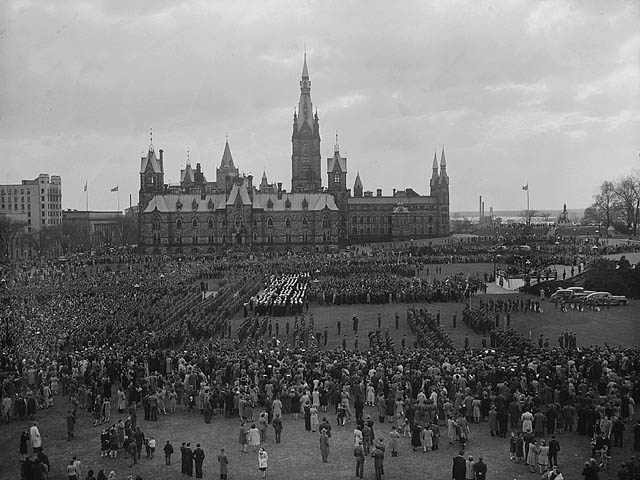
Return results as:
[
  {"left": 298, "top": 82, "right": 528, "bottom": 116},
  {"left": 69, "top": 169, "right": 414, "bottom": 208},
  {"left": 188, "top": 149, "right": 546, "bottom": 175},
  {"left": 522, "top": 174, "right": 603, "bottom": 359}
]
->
[
  {"left": 393, "top": 188, "right": 396, "bottom": 196},
  {"left": 277, "top": 182, "right": 282, "bottom": 199},
  {"left": 482, "top": 201, "right": 485, "bottom": 222},
  {"left": 479, "top": 196, "right": 482, "bottom": 223},
  {"left": 376, "top": 188, "right": 382, "bottom": 197}
]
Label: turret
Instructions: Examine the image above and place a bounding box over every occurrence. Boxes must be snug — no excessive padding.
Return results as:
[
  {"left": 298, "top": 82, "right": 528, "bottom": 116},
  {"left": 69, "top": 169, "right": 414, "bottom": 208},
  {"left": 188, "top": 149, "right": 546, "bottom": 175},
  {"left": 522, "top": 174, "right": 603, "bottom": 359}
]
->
[
  {"left": 327, "top": 132, "right": 347, "bottom": 198},
  {"left": 353, "top": 171, "right": 363, "bottom": 198},
  {"left": 429, "top": 150, "right": 439, "bottom": 194}
]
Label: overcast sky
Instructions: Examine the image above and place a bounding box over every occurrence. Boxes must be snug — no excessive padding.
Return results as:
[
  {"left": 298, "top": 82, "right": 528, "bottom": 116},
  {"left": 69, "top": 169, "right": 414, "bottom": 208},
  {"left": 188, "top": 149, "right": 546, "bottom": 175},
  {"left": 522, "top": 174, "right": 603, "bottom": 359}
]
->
[{"left": 1, "top": 0, "right": 639, "bottom": 213}]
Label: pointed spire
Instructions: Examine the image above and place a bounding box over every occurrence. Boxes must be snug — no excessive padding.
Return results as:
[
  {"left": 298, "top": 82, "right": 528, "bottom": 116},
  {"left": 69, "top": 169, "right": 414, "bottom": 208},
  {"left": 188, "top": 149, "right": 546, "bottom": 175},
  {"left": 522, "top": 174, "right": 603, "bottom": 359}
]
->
[
  {"left": 334, "top": 131, "right": 340, "bottom": 153},
  {"left": 439, "top": 147, "right": 449, "bottom": 186},
  {"left": 432, "top": 150, "right": 438, "bottom": 171},
  {"left": 354, "top": 171, "right": 363, "bottom": 188},
  {"left": 302, "top": 48, "right": 309, "bottom": 78},
  {"left": 262, "top": 169, "right": 268, "bottom": 183},
  {"left": 220, "top": 139, "right": 235, "bottom": 168},
  {"left": 149, "top": 127, "right": 154, "bottom": 151},
  {"left": 186, "top": 147, "right": 190, "bottom": 166}
]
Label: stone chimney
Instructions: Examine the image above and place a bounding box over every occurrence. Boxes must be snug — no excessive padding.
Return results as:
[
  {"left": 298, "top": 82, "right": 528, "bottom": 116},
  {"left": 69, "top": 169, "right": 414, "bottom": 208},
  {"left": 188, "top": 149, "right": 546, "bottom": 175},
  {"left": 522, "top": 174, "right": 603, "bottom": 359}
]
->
[{"left": 376, "top": 189, "right": 382, "bottom": 197}]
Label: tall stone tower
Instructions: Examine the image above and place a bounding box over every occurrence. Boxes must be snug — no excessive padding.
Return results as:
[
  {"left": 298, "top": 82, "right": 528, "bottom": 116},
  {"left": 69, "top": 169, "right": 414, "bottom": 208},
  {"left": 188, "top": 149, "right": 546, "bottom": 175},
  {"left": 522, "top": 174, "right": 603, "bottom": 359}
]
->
[
  {"left": 139, "top": 142, "right": 165, "bottom": 213},
  {"left": 291, "top": 53, "right": 322, "bottom": 193},
  {"left": 327, "top": 134, "right": 347, "bottom": 198},
  {"left": 437, "top": 147, "right": 450, "bottom": 235}
]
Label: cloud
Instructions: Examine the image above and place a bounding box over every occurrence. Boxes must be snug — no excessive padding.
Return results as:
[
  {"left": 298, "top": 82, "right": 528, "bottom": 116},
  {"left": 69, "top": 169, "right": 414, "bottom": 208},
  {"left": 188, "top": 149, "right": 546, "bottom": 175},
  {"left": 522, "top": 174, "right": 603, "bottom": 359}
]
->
[
  {"left": 526, "top": 0, "right": 585, "bottom": 35},
  {"left": 1, "top": 0, "right": 638, "bottom": 212}
]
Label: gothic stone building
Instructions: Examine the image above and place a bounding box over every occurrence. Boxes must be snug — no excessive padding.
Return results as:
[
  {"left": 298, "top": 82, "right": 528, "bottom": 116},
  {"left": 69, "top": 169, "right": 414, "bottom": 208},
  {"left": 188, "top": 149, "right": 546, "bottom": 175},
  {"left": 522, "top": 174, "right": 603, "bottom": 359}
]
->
[{"left": 138, "top": 55, "right": 449, "bottom": 252}]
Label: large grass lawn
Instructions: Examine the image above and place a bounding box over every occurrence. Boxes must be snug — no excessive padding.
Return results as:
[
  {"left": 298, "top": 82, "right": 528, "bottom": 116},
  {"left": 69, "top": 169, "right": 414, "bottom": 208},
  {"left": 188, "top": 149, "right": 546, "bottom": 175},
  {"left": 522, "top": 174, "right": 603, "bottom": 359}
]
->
[{"left": 3, "top": 261, "right": 639, "bottom": 480}]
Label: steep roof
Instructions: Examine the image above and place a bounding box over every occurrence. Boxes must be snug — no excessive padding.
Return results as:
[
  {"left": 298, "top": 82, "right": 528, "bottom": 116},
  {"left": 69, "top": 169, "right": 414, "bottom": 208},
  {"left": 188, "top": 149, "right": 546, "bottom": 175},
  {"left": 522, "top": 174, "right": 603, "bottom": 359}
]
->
[
  {"left": 253, "top": 192, "right": 338, "bottom": 211},
  {"left": 143, "top": 194, "right": 227, "bottom": 213},
  {"left": 354, "top": 172, "right": 363, "bottom": 189},
  {"left": 327, "top": 150, "right": 347, "bottom": 173},
  {"left": 140, "top": 147, "right": 162, "bottom": 174},
  {"left": 226, "top": 182, "right": 253, "bottom": 206},
  {"left": 180, "top": 164, "right": 194, "bottom": 183},
  {"left": 220, "top": 140, "right": 235, "bottom": 168}
]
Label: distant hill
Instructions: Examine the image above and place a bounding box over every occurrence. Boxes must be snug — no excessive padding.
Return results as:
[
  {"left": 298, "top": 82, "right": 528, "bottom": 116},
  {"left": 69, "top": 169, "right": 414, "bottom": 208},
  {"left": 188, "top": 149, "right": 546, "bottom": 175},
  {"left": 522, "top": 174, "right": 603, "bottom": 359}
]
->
[{"left": 452, "top": 209, "right": 584, "bottom": 222}]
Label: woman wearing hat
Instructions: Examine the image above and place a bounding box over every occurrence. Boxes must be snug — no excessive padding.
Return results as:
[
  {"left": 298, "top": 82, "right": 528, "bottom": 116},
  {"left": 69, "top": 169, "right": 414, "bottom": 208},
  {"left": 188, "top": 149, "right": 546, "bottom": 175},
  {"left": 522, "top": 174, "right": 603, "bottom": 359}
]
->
[{"left": 257, "top": 447, "right": 268, "bottom": 478}]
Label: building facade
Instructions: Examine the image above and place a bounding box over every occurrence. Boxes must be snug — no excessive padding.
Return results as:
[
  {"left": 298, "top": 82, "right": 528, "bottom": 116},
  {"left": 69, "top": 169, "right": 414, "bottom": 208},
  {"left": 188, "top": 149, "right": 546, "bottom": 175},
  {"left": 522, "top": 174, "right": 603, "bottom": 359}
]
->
[
  {"left": 0, "top": 174, "right": 62, "bottom": 258},
  {"left": 138, "top": 56, "right": 449, "bottom": 251}
]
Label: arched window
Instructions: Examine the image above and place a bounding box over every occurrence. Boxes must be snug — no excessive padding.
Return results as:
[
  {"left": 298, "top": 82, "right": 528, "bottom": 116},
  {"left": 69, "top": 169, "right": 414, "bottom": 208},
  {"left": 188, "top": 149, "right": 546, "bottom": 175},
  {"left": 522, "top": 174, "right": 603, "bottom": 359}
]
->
[
  {"left": 352, "top": 216, "right": 357, "bottom": 224},
  {"left": 285, "top": 217, "right": 291, "bottom": 228},
  {"left": 235, "top": 215, "right": 242, "bottom": 228},
  {"left": 428, "top": 215, "right": 433, "bottom": 223},
  {"left": 359, "top": 216, "right": 364, "bottom": 224},
  {"left": 253, "top": 232, "right": 258, "bottom": 242},
  {"left": 302, "top": 217, "right": 308, "bottom": 227},
  {"left": 352, "top": 227, "right": 357, "bottom": 235},
  {"left": 176, "top": 218, "right": 183, "bottom": 229},
  {"left": 322, "top": 216, "right": 329, "bottom": 229},
  {"left": 267, "top": 217, "right": 274, "bottom": 227},
  {"left": 152, "top": 216, "right": 161, "bottom": 231},
  {"left": 428, "top": 226, "right": 433, "bottom": 235},
  {"left": 192, "top": 218, "right": 198, "bottom": 229},
  {"left": 207, "top": 218, "right": 214, "bottom": 229}
]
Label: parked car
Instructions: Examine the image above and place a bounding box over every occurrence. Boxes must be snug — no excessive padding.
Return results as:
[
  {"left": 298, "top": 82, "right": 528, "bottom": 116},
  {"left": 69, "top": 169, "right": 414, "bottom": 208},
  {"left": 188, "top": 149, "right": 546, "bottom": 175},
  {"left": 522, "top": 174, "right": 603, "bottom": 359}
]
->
[
  {"left": 610, "top": 295, "right": 629, "bottom": 306},
  {"left": 550, "top": 289, "right": 575, "bottom": 301},
  {"left": 585, "top": 292, "right": 612, "bottom": 306}
]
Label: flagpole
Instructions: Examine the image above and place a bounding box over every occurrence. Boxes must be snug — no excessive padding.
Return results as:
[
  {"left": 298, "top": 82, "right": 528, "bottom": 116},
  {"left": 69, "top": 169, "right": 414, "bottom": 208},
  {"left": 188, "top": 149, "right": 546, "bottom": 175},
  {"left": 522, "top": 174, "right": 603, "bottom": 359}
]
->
[
  {"left": 527, "top": 187, "right": 530, "bottom": 226},
  {"left": 117, "top": 189, "right": 120, "bottom": 213}
]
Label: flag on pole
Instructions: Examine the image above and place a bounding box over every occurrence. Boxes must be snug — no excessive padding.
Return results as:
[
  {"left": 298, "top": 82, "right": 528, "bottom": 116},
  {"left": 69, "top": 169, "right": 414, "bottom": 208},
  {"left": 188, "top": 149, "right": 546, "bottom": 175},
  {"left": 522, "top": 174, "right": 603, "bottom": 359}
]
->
[
  {"left": 84, "top": 181, "right": 87, "bottom": 192},
  {"left": 111, "top": 186, "right": 119, "bottom": 192},
  {"left": 522, "top": 184, "right": 528, "bottom": 191}
]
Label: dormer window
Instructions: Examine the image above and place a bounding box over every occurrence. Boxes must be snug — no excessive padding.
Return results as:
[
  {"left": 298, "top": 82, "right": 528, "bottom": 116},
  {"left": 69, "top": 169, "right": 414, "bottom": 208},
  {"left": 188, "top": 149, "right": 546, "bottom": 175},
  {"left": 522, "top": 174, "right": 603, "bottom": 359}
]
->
[
  {"left": 302, "top": 198, "right": 308, "bottom": 210},
  {"left": 285, "top": 198, "right": 291, "bottom": 210},
  {"left": 176, "top": 199, "right": 183, "bottom": 211},
  {"left": 192, "top": 199, "right": 198, "bottom": 211},
  {"left": 208, "top": 198, "right": 215, "bottom": 210},
  {"left": 267, "top": 198, "right": 273, "bottom": 210}
]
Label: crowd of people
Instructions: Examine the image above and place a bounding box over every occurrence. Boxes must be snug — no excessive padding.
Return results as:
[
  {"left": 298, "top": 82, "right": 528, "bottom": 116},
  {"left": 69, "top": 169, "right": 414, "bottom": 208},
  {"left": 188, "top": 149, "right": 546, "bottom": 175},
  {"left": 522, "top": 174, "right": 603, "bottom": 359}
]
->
[{"left": 1, "top": 251, "right": 639, "bottom": 480}]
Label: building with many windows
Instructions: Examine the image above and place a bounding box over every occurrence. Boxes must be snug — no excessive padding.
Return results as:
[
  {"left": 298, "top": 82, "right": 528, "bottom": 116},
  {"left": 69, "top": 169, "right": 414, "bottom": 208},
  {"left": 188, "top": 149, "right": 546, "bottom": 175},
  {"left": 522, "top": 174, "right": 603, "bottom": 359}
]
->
[
  {"left": 0, "top": 174, "right": 62, "bottom": 258},
  {"left": 137, "top": 55, "right": 449, "bottom": 251},
  {"left": 0, "top": 174, "right": 62, "bottom": 232}
]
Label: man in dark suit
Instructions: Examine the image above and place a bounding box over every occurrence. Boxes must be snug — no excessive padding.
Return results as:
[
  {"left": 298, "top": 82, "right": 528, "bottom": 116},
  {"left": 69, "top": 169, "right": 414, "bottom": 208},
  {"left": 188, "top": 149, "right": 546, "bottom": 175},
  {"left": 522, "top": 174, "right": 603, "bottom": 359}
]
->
[
  {"left": 194, "top": 443, "right": 205, "bottom": 478},
  {"left": 452, "top": 450, "right": 466, "bottom": 480},
  {"left": 185, "top": 443, "right": 194, "bottom": 477},
  {"left": 473, "top": 456, "right": 488, "bottom": 480},
  {"left": 180, "top": 442, "right": 187, "bottom": 475}
]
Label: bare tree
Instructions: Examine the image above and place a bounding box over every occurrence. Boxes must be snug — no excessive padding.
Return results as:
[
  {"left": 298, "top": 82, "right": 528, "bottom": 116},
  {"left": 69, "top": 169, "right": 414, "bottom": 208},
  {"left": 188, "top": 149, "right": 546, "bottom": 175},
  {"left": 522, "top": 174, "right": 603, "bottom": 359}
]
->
[
  {"left": 0, "top": 216, "right": 26, "bottom": 261},
  {"left": 593, "top": 180, "right": 616, "bottom": 229},
  {"left": 614, "top": 176, "right": 638, "bottom": 234}
]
